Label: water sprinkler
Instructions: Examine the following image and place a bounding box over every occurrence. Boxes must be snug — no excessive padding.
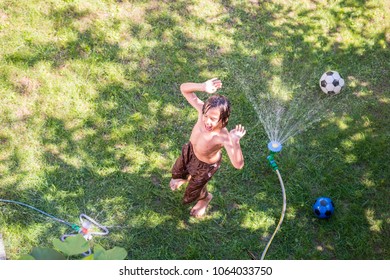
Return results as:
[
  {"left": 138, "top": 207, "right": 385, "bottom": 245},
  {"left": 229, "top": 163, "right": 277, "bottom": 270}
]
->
[
  {"left": 0, "top": 199, "right": 109, "bottom": 256},
  {"left": 268, "top": 141, "right": 282, "bottom": 153},
  {"left": 267, "top": 141, "right": 282, "bottom": 171},
  {"left": 61, "top": 214, "right": 110, "bottom": 256}
]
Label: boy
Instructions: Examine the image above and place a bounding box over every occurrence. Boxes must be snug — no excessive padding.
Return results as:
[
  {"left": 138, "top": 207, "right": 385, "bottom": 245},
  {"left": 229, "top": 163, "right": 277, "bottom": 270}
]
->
[{"left": 170, "top": 78, "right": 246, "bottom": 218}]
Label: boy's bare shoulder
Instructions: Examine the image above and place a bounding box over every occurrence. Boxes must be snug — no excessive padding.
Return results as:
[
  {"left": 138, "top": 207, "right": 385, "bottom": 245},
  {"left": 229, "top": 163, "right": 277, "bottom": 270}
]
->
[{"left": 218, "top": 128, "right": 230, "bottom": 143}]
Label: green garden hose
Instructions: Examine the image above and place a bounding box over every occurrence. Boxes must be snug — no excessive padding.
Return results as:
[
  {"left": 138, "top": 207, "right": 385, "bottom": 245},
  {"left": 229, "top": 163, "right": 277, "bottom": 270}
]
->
[
  {"left": 0, "top": 198, "right": 79, "bottom": 231},
  {"left": 0, "top": 199, "right": 109, "bottom": 239}
]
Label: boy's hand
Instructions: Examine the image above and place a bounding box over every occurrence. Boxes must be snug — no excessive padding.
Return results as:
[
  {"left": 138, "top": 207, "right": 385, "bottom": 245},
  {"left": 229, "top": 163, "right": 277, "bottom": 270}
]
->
[
  {"left": 230, "top": 124, "right": 246, "bottom": 141},
  {"left": 203, "top": 78, "right": 222, "bottom": 94}
]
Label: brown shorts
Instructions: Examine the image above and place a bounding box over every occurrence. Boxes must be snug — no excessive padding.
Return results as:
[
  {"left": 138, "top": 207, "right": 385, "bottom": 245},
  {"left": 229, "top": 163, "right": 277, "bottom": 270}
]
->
[{"left": 171, "top": 142, "right": 221, "bottom": 204}]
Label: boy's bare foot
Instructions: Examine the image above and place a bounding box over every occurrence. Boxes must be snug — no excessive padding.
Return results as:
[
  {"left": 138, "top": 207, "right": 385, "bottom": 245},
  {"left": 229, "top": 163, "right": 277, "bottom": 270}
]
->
[
  {"left": 169, "top": 177, "right": 189, "bottom": 191},
  {"left": 190, "top": 193, "right": 213, "bottom": 218}
]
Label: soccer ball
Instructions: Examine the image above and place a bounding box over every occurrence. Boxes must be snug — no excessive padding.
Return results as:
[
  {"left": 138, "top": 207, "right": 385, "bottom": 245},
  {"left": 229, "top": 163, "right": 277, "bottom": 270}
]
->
[
  {"left": 313, "top": 197, "right": 335, "bottom": 219},
  {"left": 319, "top": 71, "right": 345, "bottom": 95}
]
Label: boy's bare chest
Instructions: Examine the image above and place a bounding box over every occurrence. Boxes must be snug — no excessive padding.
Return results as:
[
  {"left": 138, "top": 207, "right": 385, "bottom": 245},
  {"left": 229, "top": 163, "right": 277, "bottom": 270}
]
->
[{"left": 190, "top": 122, "right": 224, "bottom": 163}]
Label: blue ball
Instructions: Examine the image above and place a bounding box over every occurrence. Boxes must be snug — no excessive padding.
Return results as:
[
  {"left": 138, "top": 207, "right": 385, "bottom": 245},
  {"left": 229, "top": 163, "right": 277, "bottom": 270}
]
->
[{"left": 313, "top": 197, "right": 334, "bottom": 219}]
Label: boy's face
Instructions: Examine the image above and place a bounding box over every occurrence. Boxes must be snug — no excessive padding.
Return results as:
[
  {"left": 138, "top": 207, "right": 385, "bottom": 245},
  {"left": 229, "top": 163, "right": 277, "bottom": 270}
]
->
[{"left": 202, "top": 107, "right": 222, "bottom": 132}]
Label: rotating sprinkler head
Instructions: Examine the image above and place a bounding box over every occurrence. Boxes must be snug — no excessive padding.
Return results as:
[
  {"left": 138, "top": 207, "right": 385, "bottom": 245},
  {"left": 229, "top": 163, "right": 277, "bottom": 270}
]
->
[
  {"left": 268, "top": 141, "right": 282, "bottom": 153},
  {"left": 267, "top": 141, "right": 282, "bottom": 171}
]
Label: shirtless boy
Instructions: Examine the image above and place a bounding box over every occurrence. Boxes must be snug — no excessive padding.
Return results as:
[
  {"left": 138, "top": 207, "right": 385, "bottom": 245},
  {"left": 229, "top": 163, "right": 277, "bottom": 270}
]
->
[{"left": 170, "top": 78, "right": 246, "bottom": 218}]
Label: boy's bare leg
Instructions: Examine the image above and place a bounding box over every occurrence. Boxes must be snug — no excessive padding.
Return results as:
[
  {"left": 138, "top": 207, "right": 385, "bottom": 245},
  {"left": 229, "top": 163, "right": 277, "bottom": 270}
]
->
[
  {"left": 170, "top": 176, "right": 191, "bottom": 191},
  {"left": 190, "top": 193, "right": 213, "bottom": 218}
]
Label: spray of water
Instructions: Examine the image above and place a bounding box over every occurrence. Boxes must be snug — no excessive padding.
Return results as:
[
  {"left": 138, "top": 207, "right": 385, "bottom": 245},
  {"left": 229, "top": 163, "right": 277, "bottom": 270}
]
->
[{"left": 235, "top": 71, "right": 341, "bottom": 146}]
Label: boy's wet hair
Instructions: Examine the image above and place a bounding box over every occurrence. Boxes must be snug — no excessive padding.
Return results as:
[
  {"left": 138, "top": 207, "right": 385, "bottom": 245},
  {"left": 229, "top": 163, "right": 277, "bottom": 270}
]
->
[{"left": 202, "top": 94, "right": 231, "bottom": 128}]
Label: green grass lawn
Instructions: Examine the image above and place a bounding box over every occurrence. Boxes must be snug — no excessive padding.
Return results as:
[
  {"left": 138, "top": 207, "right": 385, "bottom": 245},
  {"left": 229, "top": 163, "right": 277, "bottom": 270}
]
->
[{"left": 0, "top": 0, "right": 389, "bottom": 260}]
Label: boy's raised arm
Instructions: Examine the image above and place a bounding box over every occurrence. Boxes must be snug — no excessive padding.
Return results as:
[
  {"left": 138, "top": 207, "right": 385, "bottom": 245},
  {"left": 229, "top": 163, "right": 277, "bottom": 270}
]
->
[
  {"left": 224, "top": 124, "right": 246, "bottom": 169},
  {"left": 180, "top": 78, "right": 222, "bottom": 112}
]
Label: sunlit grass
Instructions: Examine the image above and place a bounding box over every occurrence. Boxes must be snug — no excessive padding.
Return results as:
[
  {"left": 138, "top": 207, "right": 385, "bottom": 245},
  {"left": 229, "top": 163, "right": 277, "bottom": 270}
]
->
[{"left": 0, "top": 0, "right": 389, "bottom": 260}]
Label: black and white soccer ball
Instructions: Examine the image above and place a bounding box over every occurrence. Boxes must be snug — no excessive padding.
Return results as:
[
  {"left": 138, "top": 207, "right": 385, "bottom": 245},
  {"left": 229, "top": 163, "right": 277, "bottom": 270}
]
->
[{"left": 319, "top": 70, "right": 345, "bottom": 95}]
